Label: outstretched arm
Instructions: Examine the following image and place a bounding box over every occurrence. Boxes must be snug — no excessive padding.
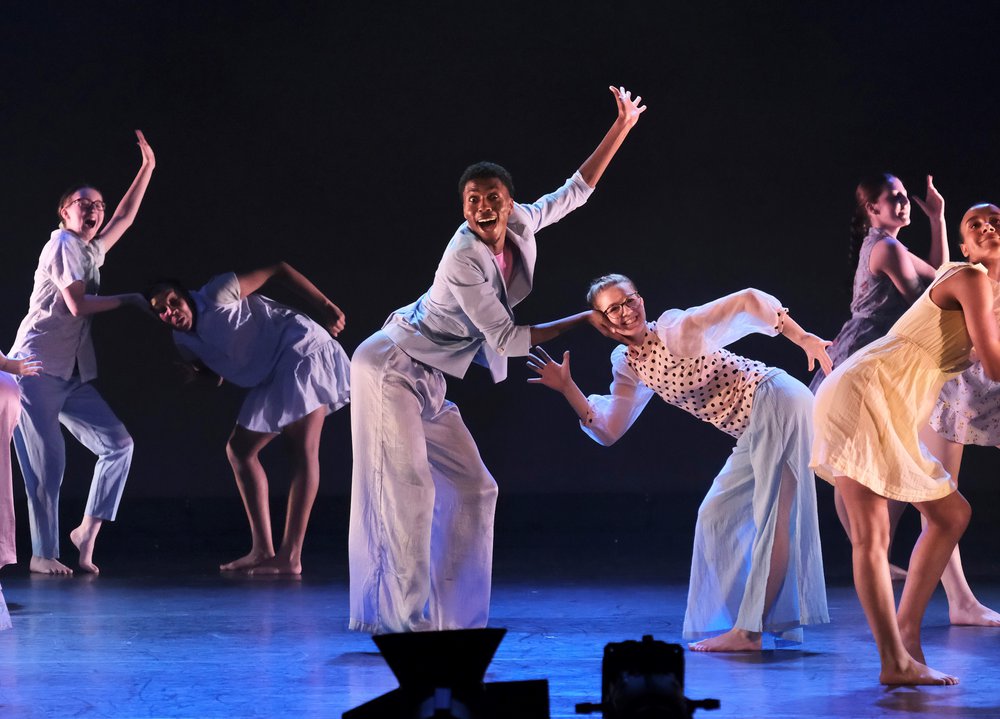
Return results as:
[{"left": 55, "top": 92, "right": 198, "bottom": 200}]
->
[
  {"left": 912, "top": 174, "right": 949, "bottom": 269},
  {"left": 60, "top": 280, "right": 146, "bottom": 317},
  {"left": 778, "top": 311, "right": 833, "bottom": 375},
  {"left": 528, "top": 309, "right": 612, "bottom": 346},
  {"left": 236, "top": 261, "right": 345, "bottom": 337},
  {"left": 526, "top": 346, "right": 591, "bottom": 420},
  {"left": 528, "top": 345, "right": 654, "bottom": 445},
  {"left": 98, "top": 130, "right": 156, "bottom": 252},
  {"left": 577, "top": 86, "right": 646, "bottom": 188}
]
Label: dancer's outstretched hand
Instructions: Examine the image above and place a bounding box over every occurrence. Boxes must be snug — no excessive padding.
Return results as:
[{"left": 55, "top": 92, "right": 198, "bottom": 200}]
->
[
  {"left": 610, "top": 86, "right": 647, "bottom": 128},
  {"left": 526, "top": 346, "right": 573, "bottom": 393},
  {"left": 135, "top": 130, "right": 156, "bottom": 169},
  {"left": 800, "top": 333, "right": 834, "bottom": 375},
  {"left": 912, "top": 174, "right": 944, "bottom": 219}
]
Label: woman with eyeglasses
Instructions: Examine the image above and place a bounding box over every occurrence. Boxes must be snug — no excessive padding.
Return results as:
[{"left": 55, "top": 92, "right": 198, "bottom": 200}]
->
[
  {"left": 144, "top": 263, "right": 349, "bottom": 575},
  {"left": 7, "top": 130, "right": 154, "bottom": 575},
  {"left": 0, "top": 350, "right": 42, "bottom": 626},
  {"left": 527, "top": 274, "right": 832, "bottom": 651}
]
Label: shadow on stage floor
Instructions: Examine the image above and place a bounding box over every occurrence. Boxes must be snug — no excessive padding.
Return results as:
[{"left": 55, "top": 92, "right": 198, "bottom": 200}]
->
[{"left": 2, "top": 493, "right": 1000, "bottom": 718}]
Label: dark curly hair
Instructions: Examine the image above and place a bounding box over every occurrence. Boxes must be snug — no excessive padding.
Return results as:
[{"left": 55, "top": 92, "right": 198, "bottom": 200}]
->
[{"left": 457, "top": 161, "right": 514, "bottom": 198}]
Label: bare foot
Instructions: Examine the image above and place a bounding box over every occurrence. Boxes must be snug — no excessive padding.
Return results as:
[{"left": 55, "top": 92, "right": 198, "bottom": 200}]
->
[
  {"left": 248, "top": 556, "right": 302, "bottom": 576},
  {"left": 889, "top": 563, "right": 908, "bottom": 581},
  {"left": 880, "top": 657, "right": 958, "bottom": 686},
  {"left": 70, "top": 525, "right": 100, "bottom": 574},
  {"left": 950, "top": 600, "right": 1000, "bottom": 627},
  {"left": 688, "top": 628, "right": 762, "bottom": 652},
  {"left": 220, "top": 550, "right": 274, "bottom": 572},
  {"left": 29, "top": 556, "right": 73, "bottom": 575}
]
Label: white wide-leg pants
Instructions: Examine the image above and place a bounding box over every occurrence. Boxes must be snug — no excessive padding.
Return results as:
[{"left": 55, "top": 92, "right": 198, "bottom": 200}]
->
[
  {"left": 683, "top": 371, "right": 829, "bottom": 644},
  {"left": 349, "top": 332, "right": 498, "bottom": 634}
]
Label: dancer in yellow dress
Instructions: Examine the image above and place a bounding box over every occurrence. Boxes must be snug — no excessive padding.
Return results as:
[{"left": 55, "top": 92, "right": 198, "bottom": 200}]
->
[{"left": 812, "top": 203, "right": 1000, "bottom": 685}]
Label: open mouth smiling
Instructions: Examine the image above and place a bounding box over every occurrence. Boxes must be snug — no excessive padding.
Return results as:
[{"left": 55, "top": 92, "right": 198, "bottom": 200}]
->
[{"left": 477, "top": 216, "right": 498, "bottom": 230}]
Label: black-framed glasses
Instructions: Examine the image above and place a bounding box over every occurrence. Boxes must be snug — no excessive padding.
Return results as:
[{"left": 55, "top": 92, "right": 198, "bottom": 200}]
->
[
  {"left": 602, "top": 292, "right": 641, "bottom": 319},
  {"left": 64, "top": 198, "right": 107, "bottom": 212}
]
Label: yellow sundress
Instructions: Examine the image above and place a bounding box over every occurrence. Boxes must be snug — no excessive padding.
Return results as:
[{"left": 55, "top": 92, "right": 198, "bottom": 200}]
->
[{"left": 811, "top": 262, "right": 982, "bottom": 502}]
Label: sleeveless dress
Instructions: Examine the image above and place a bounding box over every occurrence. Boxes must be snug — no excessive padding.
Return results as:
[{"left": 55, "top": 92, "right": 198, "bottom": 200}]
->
[
  {"left": 809, "top": 227, "right": 913, "bottom": 392},
  {"left": 929, "top": 279, "right": 1000, "bottom": 445},
  {"left": 811, "top": 263, "right": 981, "bottom": 502}
]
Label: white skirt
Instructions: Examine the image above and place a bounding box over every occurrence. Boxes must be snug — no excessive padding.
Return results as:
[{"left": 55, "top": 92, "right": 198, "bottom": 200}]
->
[{"left": 237, "top": 339, "right": 351, "bottom": 433}]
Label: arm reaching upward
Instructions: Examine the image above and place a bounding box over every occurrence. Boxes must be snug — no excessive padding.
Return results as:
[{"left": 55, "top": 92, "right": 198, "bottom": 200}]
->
[
  {"left": 912, "top": 174, "right": 949, "bottom": 269},
  {"left": 577, "top": 86, "right": 646, "bottom": 188},
  {"left": 98, "top": 130, "right": 156, "bottom": 252}
]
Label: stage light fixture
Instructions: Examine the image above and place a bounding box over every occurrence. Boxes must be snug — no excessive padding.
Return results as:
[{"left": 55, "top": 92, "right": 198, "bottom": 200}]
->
[
  {"left": 343, "top": 627, "right": 550, "bottom": 719},
  {"left": 575, "top": 634, "right": 720, "bottom": 719}
]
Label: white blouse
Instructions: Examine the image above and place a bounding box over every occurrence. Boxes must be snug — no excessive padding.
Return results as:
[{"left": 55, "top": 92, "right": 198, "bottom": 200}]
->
[{"left": 582, "top": 289, "right": 786, "bottom": 444}]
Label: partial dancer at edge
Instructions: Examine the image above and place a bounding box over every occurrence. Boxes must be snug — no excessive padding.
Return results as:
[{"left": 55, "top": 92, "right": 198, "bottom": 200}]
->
[
  {"left": 0, "top": 351, "right": 42, "bottom": 628},
  {"left": 349, "top": 86, "right": 645, "bottom": 634},
  {"left": 9, "top": 131, "right": 155, "bottom": 575},
  {"left": 811, "top": 203, "right": 1000, "bottom": 685},
  {"left": 146, "top": 263, "right": 349, "bottom": 575},
  {"left": 528, "top": 275, "right": 832, "bottom": 651}
]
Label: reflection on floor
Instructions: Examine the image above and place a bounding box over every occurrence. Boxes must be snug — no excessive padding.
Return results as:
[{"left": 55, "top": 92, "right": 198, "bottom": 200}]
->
[
  {"left": 2, "top": 575, "right": 1000, "bottom": 718},
  {"left": 0, "top": 494, "right": 998, "bottom": 718}
]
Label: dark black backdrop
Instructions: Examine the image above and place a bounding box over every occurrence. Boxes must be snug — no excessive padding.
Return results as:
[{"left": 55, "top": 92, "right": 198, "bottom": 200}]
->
[{"left": 2, "top": 1, "right": 999, "bottom": 504}]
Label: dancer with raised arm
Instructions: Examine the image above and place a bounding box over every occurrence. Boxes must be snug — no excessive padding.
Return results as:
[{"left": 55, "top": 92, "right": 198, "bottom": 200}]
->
[
  {"left": 528, "top": 275, "right": 831, "bottom": 651},
  {"left": 9, "top": 131, "right": 155, "bottom": 575},
  {"left": 0, "top": 351, "right": 42, "bottom": 628},
  {"left": 349, "top": 86, "right": 645, "bottom": 634},
  {"left": 146, "top": 263, "right": 349, "bottom": 575},
  {"left": 812, "top": 203, "right": 1000, "bottom": 685},
  {"left": 811, "top": 173, "right": 947, "bottom": 580}
]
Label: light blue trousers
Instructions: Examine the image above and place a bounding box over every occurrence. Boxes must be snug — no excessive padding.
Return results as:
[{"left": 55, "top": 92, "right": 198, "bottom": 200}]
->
[
  {"left": 683, "top": 371, "right": 829, "bottom": 644},
  {"left": 348, "top": 331, "right": 498, "bottom": 634},
  {"left": 13, "top": 374, "right": 132, "bottom": 558}
]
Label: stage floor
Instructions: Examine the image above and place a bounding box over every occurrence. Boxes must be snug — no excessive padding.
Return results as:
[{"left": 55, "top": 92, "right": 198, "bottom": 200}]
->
[
  {"left": 1, "top": 493, "right": 999, "bottom": 718},
  {"left": 2, "top": 572, "right": 999, "bottom": 718}
]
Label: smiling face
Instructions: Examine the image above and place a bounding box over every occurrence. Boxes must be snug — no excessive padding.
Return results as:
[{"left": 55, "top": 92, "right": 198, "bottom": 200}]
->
[
  {"left": 593, "top": 281, "right": 647, "bottom": 344},
  {"left": 150, "top": 288, "right": 195, "bottom": 332},
  {"left": 59, "top": 187, "right": 105, "bottom": 242},
  {"left": 867, "top": 176, "right": 911, "bottom": 235},
  {"left": 959, "top": 204, "right": 1000, "bottom": 265},
  {"left": 462, "top": 177, "right": 514, "bottom": 250}
]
